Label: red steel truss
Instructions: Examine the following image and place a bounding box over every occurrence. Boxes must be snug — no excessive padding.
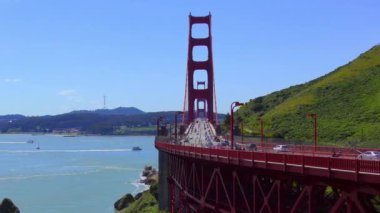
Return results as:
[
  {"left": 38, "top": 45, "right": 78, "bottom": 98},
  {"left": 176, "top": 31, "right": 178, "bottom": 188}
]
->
[{"left": 157, "top": 142, "right": 380, "bottom": 212}]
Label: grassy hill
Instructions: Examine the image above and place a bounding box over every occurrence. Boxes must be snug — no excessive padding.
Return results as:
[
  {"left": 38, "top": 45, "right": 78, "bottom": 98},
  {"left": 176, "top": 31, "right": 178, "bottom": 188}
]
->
[
  {"left": 236, "top": 45, "right": 380, "bottom": 147},
  {"left": 117, "top": 183, "right": 167, "bottom": 213}
]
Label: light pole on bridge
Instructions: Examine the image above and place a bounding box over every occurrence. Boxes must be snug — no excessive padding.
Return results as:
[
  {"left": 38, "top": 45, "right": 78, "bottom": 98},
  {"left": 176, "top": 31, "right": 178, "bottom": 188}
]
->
[
  {"left": 175, "top": 111, "right": 184, "bottom": 142},
  {"left": 230, "top": 101, "right": 244, "bottom": 149},
  {"left": 156, "top": 116, "right": 164, "bottom": 136},
  {"left": 307, "top": 113, "right": 317, "bottom": 151}
]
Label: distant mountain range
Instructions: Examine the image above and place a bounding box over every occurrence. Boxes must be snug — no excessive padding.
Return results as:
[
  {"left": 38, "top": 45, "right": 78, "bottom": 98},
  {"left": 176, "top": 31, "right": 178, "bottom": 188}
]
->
[{"left": 0, "top": 107, "right": 225, "bottom": 135}]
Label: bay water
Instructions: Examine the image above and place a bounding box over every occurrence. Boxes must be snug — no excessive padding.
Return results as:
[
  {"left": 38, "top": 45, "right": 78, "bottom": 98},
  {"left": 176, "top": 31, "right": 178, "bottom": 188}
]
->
[{"left": 0, "top": 134, "right": 157, "bottom": 212}]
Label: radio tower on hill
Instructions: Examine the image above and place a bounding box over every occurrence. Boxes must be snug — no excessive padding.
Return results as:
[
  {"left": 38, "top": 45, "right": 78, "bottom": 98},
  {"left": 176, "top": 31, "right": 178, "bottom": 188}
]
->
[{"left": 103, "top": 95, "right": 107, "bottom": 109}]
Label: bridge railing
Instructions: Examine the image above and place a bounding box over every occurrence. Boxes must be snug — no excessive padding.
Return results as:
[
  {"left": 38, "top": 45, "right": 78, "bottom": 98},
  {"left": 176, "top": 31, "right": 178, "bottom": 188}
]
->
[
  {"left": 156, "top": 141, "right": 380, "bottom": 183},
  {"left": 233, "top": 139, "right": 378, "bottom": 157}
]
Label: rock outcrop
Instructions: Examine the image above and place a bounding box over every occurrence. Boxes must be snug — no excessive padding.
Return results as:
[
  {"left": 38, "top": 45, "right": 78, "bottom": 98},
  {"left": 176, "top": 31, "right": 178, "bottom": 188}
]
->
[
  {"left": 141, "top": 165, "right": 158, "bottom": 185},
  {"left": 0, "top": 198, "right": 20, "bottom": 213},
  {"left": 114, "top": 165, "right": 159, "bottom": 212},
  {"left": 114, "top": 194, "right": 135, "bottom": 211}
]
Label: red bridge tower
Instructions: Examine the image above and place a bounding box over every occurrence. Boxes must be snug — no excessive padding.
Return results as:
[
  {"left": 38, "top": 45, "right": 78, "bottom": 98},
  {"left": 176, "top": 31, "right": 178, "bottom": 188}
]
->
[{"left": 185, "top": 13, "right": 217, "bottom": 124}]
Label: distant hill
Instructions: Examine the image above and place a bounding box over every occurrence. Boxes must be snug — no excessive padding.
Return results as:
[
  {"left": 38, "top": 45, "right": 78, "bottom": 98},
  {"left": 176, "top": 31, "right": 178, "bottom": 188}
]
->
[
  {"left": 236, "top": 45, "right": 380, "bottom": 147},
  {"left": 69, "top": 107, "right": 145, "bottom": 116},
  {"left": 0, "top": 107, "right": 225, "bottom": 135},
  {"left": 0, "top": 114, "right": 26, "bottom": 122}
]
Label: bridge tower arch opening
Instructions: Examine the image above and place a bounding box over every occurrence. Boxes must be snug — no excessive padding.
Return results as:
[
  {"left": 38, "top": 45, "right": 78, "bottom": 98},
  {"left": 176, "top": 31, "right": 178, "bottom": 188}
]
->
[
  {"left": 195, "top": 98, "right": 207, "bottom": 118},
  {"left": 196, "top": 81, "right": 207, "bottom": 119},
  {"left": 183, "top": 13, "right": 218, "bottom": 125}
]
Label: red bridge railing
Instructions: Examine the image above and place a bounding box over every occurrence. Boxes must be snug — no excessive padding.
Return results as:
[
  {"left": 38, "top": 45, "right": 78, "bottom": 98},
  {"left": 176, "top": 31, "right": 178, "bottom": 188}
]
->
[{"left": 156, "top": 141, "right": 380, "bottom": 184}]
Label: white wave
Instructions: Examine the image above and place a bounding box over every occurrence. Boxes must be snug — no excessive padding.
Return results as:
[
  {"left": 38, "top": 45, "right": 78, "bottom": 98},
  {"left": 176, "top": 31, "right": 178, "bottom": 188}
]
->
[
  {"left": 130, "top": 180, "right": 150, "bottom": 195},
  {"left": 0, "top": 142, "right": 27, "bottom": 144},
  {"left": 0, "top": 171, "right": 95, "bottom": 181},
  {"left": 129, "top": 173, "right": 152, "bottom": 195},
  {"left": 0, "top": 149, "right": 132, "bottom": 153},
  {"left": 86, "top": 165, "right": 140, "bottom": 171}
]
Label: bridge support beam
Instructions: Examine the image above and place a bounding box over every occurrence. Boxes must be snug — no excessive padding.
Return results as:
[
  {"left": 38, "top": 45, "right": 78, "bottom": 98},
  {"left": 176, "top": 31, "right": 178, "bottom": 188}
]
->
[
  {"left": 158, "top": 150, "right": 170, "bottom": 211},
  {"left": 165, "top": 153, "right": 380, "bottom": 213}
]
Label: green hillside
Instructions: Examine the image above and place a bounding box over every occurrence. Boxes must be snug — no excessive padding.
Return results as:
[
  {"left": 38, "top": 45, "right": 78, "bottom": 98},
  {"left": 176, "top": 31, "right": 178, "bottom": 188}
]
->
[{"left": 236, "top": 45, "right": 380, "bottom": 147}]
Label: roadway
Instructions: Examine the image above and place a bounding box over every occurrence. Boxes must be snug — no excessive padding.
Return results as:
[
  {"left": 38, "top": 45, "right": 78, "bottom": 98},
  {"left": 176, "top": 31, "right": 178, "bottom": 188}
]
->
[
  {"left": 179, "top": 118, "right": 221, "bottom": 147},
  {"left": 177, "top": 120, "right": 377, "bottom": 160}
]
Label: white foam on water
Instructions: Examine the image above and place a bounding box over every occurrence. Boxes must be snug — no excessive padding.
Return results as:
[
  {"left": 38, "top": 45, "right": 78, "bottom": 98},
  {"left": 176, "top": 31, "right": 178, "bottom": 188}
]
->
[
  {"left": 128, "top": 173, "right": 151, "bottom": 195},
  {"left": 0, "top": 170, "right": 95, "bottom": 181},
  {"left": 0, "top": 142, "right": 27, "bottom": 144},
  {"left": 86, "top": 165, "right": 141, "bottom": 171},
  {"left": 130, "top": 180, "right": 150, "bottom": 195}
]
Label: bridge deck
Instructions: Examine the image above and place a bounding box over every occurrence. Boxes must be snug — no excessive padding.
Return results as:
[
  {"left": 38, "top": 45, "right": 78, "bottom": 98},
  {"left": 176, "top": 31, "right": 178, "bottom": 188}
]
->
[
  {"left": 157, "top": 120, "right": 380, "bottom": 185},
  {"left": 156, "top": 142, "right": 380, "bottom": 185}
]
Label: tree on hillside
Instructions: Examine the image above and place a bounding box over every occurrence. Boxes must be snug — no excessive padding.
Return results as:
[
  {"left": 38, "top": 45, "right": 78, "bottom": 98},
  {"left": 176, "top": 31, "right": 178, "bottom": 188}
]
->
[{"left": 222, "top": 113, "right": 230, "bottom": 132}]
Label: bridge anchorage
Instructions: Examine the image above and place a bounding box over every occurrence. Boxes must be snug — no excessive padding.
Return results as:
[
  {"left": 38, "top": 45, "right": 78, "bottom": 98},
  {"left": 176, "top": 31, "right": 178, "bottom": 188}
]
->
[{"left": 156, "top": 13, "right": 380, "bottom": 213}]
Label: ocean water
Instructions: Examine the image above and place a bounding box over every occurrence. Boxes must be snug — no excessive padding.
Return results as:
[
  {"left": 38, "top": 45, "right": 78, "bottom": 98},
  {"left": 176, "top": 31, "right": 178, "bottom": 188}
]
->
[{"left": 0, "top": 134, "right": 158, "bottom": 213}]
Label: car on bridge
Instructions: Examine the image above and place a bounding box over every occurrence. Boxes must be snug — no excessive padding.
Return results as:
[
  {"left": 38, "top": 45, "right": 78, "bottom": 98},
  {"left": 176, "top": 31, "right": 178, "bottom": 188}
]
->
[
  {"left": 214, "top": 141, "right": 229, "bottom": 149},
  {"left": 273, "top": 145, "right": 289, "bottom": 152},
  {"left": 220, "top": 141, "right": 229, "bottom": 147},
  {"left": 205, "top": 141, "right": 213, "bottom": 148},
  {"left": 245, "top": 143, "right": 257, "bottom": 151},
  {"left": 357, "top": 151, "right": 380, "bottom": 160},
  {"left": 232, "top": 143, "right": 242, "bottom": 150}
]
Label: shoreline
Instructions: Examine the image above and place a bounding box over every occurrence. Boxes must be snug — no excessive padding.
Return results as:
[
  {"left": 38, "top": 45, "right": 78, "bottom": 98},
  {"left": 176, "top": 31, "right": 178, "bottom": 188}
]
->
[
  {"left": 130, "top": 177, "right": 150, "bottom": 196},
  {"left": 114, "top": 165, "right": 159, "bottom": 212}
]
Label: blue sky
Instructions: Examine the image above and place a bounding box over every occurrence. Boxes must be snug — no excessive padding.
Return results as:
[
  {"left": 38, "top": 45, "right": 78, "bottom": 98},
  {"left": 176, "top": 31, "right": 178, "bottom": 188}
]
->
[{"left": 0, "top": 0, "right": 379, "bottom": 115}]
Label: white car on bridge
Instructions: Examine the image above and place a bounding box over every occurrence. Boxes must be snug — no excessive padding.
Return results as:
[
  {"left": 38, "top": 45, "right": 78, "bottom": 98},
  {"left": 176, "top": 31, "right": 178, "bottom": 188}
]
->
[
  {"left": 357, "top": 151, "right": 380, "bottom": 160},
  {"left": 273, "top": 145, "right": 289, "bottom": 152}
]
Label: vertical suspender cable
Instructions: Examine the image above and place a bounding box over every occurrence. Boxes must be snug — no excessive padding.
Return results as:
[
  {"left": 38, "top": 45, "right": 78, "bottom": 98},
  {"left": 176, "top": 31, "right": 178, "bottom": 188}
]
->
[{"left": 182, "top": 68, "right": 188, "bottom": 126}]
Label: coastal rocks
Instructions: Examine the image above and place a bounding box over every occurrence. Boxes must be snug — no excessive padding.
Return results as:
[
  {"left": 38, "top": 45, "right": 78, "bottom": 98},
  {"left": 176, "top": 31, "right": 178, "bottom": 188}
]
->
[
  {"left": 114, "top": 194, "right": 135, "bottom": 211},
  {"left": 0, "top": 198, "right": 20, "bottom": 213},
  {"left": 134, "top": 192, "right": 143, "bottom": 201},
  {"left": 114, "top": 165, "right": 159, "bottom": 212},
  {"left": 140, "top": 165, "right": 158, "bottom": 185}
]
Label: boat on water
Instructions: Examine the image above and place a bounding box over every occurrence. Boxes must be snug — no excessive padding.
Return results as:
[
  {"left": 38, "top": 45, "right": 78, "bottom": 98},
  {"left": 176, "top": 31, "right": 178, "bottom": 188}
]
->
[
  {"left": 132, "top": 146, "right": 142, "bottom": 151},
  {"left": 36, "top": 142, "right": 40, "bottom": 150},
  {"left": 27, "top": 139, "right": 34, "bottom": 144}
]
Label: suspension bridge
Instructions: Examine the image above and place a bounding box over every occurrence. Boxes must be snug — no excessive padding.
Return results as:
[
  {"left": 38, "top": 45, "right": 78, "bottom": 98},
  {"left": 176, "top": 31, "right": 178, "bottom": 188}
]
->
[{"left": 155, "top": 14, "right": 380, "bottom": 213}]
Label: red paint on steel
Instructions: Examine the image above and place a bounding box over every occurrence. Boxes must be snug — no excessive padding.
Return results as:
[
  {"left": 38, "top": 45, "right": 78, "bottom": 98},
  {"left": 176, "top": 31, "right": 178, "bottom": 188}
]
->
[
  {"left": 181, "top": 67, "right": 188, "bottom": 126},
  {"left": 162, "top": 147, "right": 380, "bottom": 212},
  {"left": 168, "top": 177, "right": 175, "bottom": 213},
  {"left": 230, "top": 101, "right": 244, "bottom": 149},
  {"left": 186, "top": 14, "right": 217, "bottom": 124},
  {"left": 156, "top": 141, "right": 380, "bottom": 184}
]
